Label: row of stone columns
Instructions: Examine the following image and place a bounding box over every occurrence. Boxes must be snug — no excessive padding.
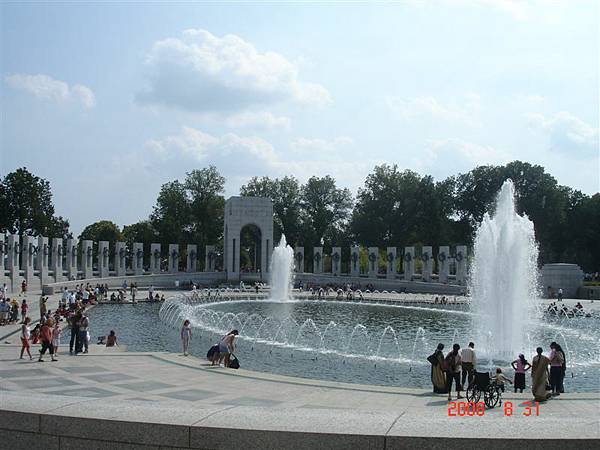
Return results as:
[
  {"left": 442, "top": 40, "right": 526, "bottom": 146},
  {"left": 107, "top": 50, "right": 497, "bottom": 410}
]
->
[
  {"left": 289, "top": 245, "right": 469, "bottom": 284},
  {"left": 1, "top": 233, "right": 201, "bottom": 287}
]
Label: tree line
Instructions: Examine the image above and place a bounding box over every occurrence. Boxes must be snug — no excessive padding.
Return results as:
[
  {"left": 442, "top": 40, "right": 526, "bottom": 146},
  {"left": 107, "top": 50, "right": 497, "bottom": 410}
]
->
[{"left": 1, "top": 162, "right": 598, "bottom": 272}]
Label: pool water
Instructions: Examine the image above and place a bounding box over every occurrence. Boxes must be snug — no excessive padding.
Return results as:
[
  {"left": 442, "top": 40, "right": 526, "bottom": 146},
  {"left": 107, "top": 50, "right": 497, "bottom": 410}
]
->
[{"left": 87, "top": 300, "right": 600, "bottom": 392}]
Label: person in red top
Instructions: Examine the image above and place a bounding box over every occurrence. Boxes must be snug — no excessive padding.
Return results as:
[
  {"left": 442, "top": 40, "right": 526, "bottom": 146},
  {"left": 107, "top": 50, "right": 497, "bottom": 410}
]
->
[
  {"left": 20, "top": 299, "right": 28, "bottom": 323},
  {"left": 21, "top": 279, "right": 27, "bottom": 295},
  {"left": 38, "top": 319, "right": 57, "bottom": 362}
]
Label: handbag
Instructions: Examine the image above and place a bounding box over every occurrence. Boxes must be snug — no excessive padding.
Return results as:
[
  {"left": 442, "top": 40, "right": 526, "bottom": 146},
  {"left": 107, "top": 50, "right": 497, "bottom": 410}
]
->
[
  {"left": 229, "top": 354, "right": 240, "bottom": 369},
  {"left": 427, "top": 353, "right": 438, "bottom": 366}
]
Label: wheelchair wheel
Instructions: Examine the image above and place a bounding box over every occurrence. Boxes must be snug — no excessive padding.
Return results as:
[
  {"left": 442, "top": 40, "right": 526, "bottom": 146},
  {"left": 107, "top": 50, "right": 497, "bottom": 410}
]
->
[
  {"left": 484, "top": 386, "right": 500, "bottom": 408},
  {"left": 466, "top": 385, "right": 480, "bottom": 403}
]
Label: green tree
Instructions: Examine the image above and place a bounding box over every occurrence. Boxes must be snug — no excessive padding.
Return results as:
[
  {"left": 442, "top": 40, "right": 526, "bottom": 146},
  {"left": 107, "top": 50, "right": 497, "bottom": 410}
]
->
[
  {"left": 123, "top": 221, "right": 157, "bottom": 247},
  {"left": 150, "top": 180, "right": 191, "bottom": 245},
  {"left": 79, "top": 220, "right": 123, "bottom": 242},
  {"left": 0, "top": 167, "right": 70, "bottom": 237},
  {"left": 300, "top": 175, "right": 353, "bottom": 246},
  {"left": 184, "top": 166, "right": 225, "bottom": 250},
  {"left": 240, "top": 175, "right": 302, "bottom": 245}
]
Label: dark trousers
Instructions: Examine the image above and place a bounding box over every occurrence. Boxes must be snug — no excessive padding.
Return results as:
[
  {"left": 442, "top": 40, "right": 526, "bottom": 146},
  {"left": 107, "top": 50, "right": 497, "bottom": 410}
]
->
[
  {"left": 446, "top": 371, "right": 461, "bottom": 394},
  {"left": 40, "top": 341, "right": 54, "bottom": 356},
  {"left": 461, "top": 362, "right": 474, "bottom": 387},
  {"left": 77, "top": 330, "right": 88, "bottom": 353},
  {"left": 70, "top": 327, "right": 78, "bottom": 353},
  {"left": 550, "top": 366, "right": 563, "bottom": 393}
]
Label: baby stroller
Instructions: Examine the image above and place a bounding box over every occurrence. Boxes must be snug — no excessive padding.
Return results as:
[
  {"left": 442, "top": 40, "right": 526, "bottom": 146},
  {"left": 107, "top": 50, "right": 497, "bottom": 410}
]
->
[{"left": 465, "top": 371, "right": 503, "bottom": 408}]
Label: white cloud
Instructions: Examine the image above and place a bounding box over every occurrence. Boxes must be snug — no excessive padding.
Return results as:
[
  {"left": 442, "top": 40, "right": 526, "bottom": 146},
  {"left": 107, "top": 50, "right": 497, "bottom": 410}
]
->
[
  {"left": 225, "top": 111, "right": 291, "bottom": 130},
  {"left": 143, "top": 126, "right": 278, "bottom": 174},
  {"left": 412, "top": 138, "right": 510, "bottom": 178},
  {"left": 137, "top": 29, "right": 331, "bottom": 112},
  {"left": 526, "top": 111, "right": 598, "bottom": 156},
  {"left": 4, "top": 74, "right": 96, "bottom": 108},
  {"left": 386, "top": 94, "right": 481, "bottom": 126},
  {"left": 290, "top": 136, "right": 354, "bottom": 154}
]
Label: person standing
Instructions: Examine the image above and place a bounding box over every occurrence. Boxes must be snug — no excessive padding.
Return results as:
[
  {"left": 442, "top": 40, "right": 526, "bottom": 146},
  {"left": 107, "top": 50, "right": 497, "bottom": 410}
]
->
[
  {"left": 511, "top": 354, "right": 531, "bottom": 393},
  {"left": 78, "top": 312, "right": 90, "bottom": 354},
  {"left": 429, "top": 343, "right": 447, "bottom": 394},
  {"left": 19, "top": 317, "right": 32, "bottom": 360},
  {"left": 21, "top": 279, "right": 27, "bottom": 295},
  {"left": 557, "top": 288, "right": 563, "bottom": 302},
  {"left": 38, "top": 319, "right": 57, "bottom": 362},
  {"left": 549, "top": 342, "right": 564, "bottom": 396},
  {"left": 181, "top": 320, "right": 192, "bottom": 356},
  {"left": 531, "top": 347, "right": 551, "bottom": 402},
  {"left": 444, "top": 343, "right": 463, "bottom": 401},
  {"left": 69, "top": 312, "right": 80, "bottom": 355},
  {"left": 39, "top": 296, "right": 47, "bottom": 321},
  {"left": 460, "top": 342, "right": 476, "bottom": 388}
]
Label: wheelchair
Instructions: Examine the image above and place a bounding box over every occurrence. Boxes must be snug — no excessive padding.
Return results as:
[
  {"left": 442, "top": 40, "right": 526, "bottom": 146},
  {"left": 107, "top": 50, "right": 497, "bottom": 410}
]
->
[{"left": 465, "top": 371, "right": 503, "bottom": 408}]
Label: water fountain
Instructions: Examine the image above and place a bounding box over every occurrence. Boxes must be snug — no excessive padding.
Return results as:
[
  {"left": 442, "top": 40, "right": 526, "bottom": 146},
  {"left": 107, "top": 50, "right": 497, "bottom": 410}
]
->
[
  {"left": 269, "top": 234, "right": 295, "bottom": 301},
  {"left": 470, "top": 179, "right": 539, "bottom": 358}
]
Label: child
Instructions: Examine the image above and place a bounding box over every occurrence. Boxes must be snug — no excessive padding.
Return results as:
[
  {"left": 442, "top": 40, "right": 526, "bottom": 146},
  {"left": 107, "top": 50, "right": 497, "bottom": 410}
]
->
[
  {"left": 20, "top": 317, "right": 32, "bottom": 360},
  {"left": 30, "top": 324, "right": 41, "bottom": 344},
  {"left": 106, "top": 330, "right": 118, "bottom": 347},
  {"left": 181, "top": 320, "right": 192, "bottom": 356},
  {"left": 52, "top": 322, "right": 62, "bottom": 357},
  {"left": 20, "top": 299, "right": 28, "bottom": 323},
  {"left": 492, "top": 367, "right": 513, "bottom": 392}
]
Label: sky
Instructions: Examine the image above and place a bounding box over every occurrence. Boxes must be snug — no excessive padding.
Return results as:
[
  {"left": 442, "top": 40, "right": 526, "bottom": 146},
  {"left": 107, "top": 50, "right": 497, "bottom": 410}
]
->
[{"left": 1, "top": 0, "right": 599, "bottom": 236}]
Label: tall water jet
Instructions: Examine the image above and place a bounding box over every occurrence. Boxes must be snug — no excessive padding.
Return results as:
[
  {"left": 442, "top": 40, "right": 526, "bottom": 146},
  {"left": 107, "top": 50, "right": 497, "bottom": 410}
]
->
[
  {"left": 470, "top": 179, "right": 539, "bottom": 358},
  {"left": 269, "top": 234, "right": 295, "bottom": 301}
]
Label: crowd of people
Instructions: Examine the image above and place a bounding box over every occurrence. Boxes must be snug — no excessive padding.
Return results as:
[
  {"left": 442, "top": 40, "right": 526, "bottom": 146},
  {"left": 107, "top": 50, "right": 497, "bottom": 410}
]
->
[{"left": 428, "top": 341, "right": 567, "bottom": 402}]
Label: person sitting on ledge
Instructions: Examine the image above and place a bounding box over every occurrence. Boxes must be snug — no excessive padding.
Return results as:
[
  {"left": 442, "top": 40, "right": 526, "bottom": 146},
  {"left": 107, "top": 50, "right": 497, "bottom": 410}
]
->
[
  {"left": 110, "top": 292, "right": 117, "bottom": 302},
  {"left": 106, "top": 330, "right": 118, "bottom": 347}
]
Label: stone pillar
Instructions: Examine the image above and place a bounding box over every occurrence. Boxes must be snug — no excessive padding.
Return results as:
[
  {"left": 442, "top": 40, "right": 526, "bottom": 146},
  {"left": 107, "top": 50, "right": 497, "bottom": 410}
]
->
[
  {"left": 350, "top": 246, "right": 360, "bottom": 277},
  {"left": 150, "top": 243, "right": 161, "bottom": 273},
  {"left": 115, "top": 241, "right": 127, "bottom": 277},
  {"left": 37, "top": 236, "right": 49, "bottom": 284},
  {"left": 7, "top": 234, "right": 20, "bottom": 288},
  {"left": 294, "top": 247, "right": 304, "bottom": 273},
  {"left": 187, "top": 244, "right": 197, "bottom": 272},
  {"left": 51, "top": 238, "right": 63, "bottom": 282},
  {"left": 438, "top": 245, "right": 450, "bottom": 284},
  {"left": 422, "top": 246, "right": 433, "bottom": 282},
  {"left": 204, "top": 245, "right": 215, "bottom": 272},
  {"left": 22, "top": 235, "right": 36, "bottom": 283},
  {"left": 66, "top": 238, "right": 77, "bottom": 280},
  {"left": 98, "top": 241, "right": 109, "bottom": 278},
  {"left": 133, "top": 242, "right": 144, "bottom": 275},
  {"left": 168, "top": 244, "right": 179, "bottom": 273},
  {"left": 313, "top": 247, "right": 323, "bottom": 274},
  {"left": 81, "top": 240, "right": 93, "bottom": 279},
  {"left": 367, "top": 247, "right": 378, "bottom": 278},
  {"left": 386, "top": 247, "right": 396, "bottom": 279},
  {"left": 0, "top": 233, "right": 5, "bottom": 286},
  {"left": 331, "top": 247, "right": 341, "bottom": 276},
  {"left": 403, "top": 246, "right": 415, "bottom": 280},
  {"left": 455, "top": 245, "right": 468, "bottom": 285}
]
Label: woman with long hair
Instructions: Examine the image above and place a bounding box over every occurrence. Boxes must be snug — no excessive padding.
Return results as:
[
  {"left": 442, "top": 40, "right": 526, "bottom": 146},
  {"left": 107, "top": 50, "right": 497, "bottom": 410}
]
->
[
  {"left": 218, "top": 329, "right": 239, "bottom": 368},
  {"left": 19, "top": 317, "right": 32, "bottom": 360}
]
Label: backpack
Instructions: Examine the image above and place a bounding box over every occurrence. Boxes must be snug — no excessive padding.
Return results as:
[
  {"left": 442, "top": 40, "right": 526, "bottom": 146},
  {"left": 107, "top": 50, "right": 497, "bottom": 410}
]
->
[
  {"left": 229, "top": 354, "right": 240, "bottom": 369},
  {"left": 206, "top": 344, "right": 219, "bottom": 360}
]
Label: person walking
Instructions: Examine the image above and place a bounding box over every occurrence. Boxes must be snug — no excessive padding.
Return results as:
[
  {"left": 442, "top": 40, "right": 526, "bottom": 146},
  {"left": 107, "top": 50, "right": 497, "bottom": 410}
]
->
[
  {"left": 531, "top": 347, "right": 551, "bottom": 402},
  {"left": 20, "top": 299, "right": 28, "bottom": 323},
  {"left": 460, "top": 342, "right": 476, "bottom": 388},
  {"left": 38, "top": 319, "right": 57, "bottom": 362},
  {"left": 181, "top": 320, "right": 192, "bottom": 356},
  {"left": 511, "top": 354, "right": 531, "bottom": 393},
  {"left": 52, "top": 321, "right": 62, "bottom": 357},
  {"left": 19, "top": 317, "right": 32, "bottom": 360},
  {"left": 444, "top": 343, "right": 463, "bottom": 401}
]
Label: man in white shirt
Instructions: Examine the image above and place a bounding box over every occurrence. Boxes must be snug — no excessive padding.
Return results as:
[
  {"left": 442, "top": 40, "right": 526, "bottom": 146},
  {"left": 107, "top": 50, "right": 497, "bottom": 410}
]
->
[{"left": 461, "top": 342, "right": 476, "bottom": 388}]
